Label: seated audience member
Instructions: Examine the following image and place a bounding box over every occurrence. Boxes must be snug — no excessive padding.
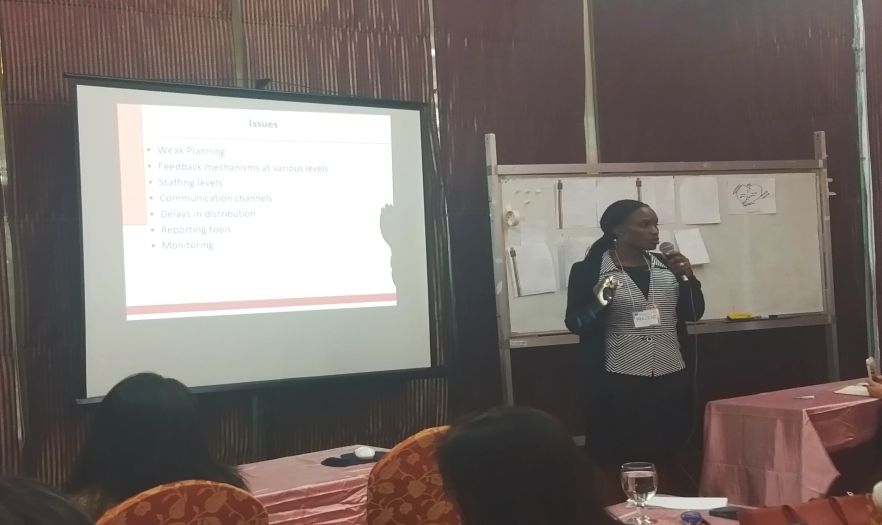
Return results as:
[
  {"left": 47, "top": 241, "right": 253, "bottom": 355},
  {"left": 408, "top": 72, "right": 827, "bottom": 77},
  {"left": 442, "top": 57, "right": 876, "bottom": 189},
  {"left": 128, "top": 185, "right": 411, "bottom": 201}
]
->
[
  {"left": 0, "top": 476, "right": 93, "bottom": 525},
  {"left": 437, "top": 407, "right": 619, "bottom": 525},
  {"left": 67, "top": 372, "right": 246, "bottom": 518}
]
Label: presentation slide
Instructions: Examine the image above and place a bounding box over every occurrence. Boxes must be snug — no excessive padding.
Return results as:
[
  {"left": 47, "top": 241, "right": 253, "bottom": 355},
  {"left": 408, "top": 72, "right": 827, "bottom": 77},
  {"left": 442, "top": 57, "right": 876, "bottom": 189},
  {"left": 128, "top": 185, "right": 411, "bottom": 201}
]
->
[
  {"left": 76, "top": 82, "right": 432, "bottom": 398},
  {"left": 119, "top": 104, "right": 397, "bottom": 319}
]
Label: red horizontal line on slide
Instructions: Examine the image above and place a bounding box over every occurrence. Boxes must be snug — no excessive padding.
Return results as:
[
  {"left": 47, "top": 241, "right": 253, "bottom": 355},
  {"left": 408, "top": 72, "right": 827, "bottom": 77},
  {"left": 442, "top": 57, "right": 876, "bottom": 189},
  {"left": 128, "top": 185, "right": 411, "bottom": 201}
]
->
[{"left": 127, "top": 293, "right": 397, "bottom": 315}]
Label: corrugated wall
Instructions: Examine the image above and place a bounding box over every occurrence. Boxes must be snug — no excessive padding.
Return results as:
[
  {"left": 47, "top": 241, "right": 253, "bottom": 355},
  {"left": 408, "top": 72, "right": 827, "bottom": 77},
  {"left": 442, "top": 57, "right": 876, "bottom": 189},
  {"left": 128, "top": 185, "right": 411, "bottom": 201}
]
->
[
  {"left": 433, "top": 0, "right": 586, "bottom": 417},
  {"left": 0, "top": 0, "right": 232, "bottom": 484},
  {"left": 0, "top": 0, "right": 453, "bottom": 485},
  {"left": 244, "top": 0, "right": 433, "bottom": 101},
  {"left": 241, "top": 0, "right": 448, "bottom": 460}
]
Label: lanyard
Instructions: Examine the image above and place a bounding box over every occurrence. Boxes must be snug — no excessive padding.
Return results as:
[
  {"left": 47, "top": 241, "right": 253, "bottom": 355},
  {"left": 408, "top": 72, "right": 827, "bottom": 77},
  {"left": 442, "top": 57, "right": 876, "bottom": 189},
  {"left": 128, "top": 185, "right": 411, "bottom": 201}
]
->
[{"left": 612, "top": 249, "right": 655, "bottom": 313}]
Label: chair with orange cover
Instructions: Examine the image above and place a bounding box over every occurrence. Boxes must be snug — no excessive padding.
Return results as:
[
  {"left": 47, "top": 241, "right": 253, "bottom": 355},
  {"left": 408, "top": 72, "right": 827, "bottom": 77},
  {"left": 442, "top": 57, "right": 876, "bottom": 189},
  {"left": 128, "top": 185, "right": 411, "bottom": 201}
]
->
[
  {"left": 366, "top": 426, "right": 462, "bottom": 525},
  {"left": 96, "top": 480, "right": 268, "bottom": 525}
]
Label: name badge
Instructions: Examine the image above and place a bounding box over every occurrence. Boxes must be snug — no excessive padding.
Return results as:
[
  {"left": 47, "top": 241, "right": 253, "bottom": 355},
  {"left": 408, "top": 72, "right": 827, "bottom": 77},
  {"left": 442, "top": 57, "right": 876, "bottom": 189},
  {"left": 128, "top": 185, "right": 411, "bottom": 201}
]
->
[{"left": 633, "top": 307, "right": 661, "bottom": 328}]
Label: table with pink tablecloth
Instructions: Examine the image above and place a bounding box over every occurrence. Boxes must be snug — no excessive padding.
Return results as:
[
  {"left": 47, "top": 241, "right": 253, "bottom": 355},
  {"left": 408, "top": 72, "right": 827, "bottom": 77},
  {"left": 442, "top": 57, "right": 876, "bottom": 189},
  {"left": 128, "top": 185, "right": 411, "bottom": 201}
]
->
[
  {"left": 608, "top": 501, "right": 733, "bottom": 524},
  {"left": 700, "top": 380, "right": 881, "bottom": 507},
  {"left": 241, "top": 446, "right": 376, "bottom": 525},
  {"left": 244, "top": 445, "right": 744, "bottom": 525}
]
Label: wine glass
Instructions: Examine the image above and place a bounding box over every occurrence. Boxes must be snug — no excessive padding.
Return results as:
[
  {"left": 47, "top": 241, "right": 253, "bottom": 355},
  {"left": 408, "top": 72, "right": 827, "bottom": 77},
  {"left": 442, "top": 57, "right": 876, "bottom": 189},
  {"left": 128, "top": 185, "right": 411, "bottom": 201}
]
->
[{"left": 621, "top": 462, "right": 658, "bottom": 525}]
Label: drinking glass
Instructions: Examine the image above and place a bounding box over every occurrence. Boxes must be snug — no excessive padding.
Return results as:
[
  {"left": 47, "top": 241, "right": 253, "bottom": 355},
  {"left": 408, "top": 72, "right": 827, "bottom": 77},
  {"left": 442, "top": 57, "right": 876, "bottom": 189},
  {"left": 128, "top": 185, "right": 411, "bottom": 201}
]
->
[{"left": 620, "top": 462, "right": 658, "bottom": 525}]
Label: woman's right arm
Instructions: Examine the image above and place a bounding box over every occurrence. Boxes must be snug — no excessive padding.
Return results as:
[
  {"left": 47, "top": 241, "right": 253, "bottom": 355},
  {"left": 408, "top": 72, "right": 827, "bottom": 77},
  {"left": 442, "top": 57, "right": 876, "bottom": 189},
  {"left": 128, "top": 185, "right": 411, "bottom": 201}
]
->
[{"left": 565, "top": 262, "right": 609, "bottom": 336}]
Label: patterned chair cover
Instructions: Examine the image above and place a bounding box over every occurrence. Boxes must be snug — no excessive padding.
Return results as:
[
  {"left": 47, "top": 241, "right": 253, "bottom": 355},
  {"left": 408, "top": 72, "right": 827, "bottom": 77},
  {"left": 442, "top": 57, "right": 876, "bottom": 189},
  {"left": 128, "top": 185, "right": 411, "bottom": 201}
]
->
[
  {"left": 366, "top": 426, "right": 461, "bottom": 525},
  {"left": 96, "top": 480, "right": 268, "bottom": 525}
]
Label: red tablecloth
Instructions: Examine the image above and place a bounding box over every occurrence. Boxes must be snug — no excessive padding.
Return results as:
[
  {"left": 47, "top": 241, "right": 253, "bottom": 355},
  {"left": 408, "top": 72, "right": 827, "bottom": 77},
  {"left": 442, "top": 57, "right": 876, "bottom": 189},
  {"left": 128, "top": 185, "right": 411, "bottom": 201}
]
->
[
  {"left": 700, "top": 380, "right": 881, "bottom": 507},
  {"left": 241, "top": 446, "right": 376, "bottom": 525}
]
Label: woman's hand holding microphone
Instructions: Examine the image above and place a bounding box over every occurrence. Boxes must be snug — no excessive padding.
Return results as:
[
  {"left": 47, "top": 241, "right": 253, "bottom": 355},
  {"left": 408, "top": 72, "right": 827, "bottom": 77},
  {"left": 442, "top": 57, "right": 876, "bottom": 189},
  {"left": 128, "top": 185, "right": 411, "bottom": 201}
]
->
[{"left": 666, "top": 254, "right": 695, "bottom": 279}]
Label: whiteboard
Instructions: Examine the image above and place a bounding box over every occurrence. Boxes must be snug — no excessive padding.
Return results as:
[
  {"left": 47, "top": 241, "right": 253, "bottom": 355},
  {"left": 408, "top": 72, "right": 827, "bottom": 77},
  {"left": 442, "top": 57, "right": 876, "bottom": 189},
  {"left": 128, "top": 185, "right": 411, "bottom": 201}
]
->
[{"left": 500, "top": 172, "right": 825, "bottom": 335}]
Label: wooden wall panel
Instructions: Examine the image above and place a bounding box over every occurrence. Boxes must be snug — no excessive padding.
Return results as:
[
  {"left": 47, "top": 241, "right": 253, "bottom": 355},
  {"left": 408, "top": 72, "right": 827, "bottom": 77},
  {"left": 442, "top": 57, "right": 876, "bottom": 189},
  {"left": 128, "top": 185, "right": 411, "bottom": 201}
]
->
[
  {"left": 433, "top": 0, "right": 586, "bottom": 415},
  {"left": 0, "top": 0, "right": 242, "bottom": 484}
]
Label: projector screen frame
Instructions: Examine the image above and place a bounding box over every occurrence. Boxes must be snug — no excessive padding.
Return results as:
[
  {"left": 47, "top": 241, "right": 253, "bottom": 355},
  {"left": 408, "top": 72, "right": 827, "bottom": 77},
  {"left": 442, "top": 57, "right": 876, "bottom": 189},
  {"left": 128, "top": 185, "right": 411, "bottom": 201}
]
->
[
  {"left": 74, "top": 364, "right": 451, "bottom": 405},
  {"left": 67, "top": 74, "right": 445, "bottom": 402}
]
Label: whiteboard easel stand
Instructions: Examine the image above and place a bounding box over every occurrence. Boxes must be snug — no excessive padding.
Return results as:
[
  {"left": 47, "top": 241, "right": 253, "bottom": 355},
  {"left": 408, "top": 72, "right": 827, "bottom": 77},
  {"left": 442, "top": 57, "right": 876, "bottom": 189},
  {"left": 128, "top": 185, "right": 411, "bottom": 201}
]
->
[
  {"left": 486, "top": 132, "right": 839, "bottom": 406},
  {"left": 485, "top": 134, "right": 516, "bottom": 404},
  {"left": 815, "top": 132, "right": 840, "bottom": 380}
]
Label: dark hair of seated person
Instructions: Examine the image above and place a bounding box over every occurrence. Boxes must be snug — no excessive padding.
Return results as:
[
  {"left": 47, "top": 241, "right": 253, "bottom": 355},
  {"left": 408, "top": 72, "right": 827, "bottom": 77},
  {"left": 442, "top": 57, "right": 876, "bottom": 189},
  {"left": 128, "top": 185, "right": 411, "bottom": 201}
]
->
[
  {"left": 0, "top": 476, "right": 94, "bottom": 525},
  {"left": 66, "top": 372, "right": 246, "bottom": 518},
  {"left": 437, "top": 406, "right": 620, "bottom": 525}
]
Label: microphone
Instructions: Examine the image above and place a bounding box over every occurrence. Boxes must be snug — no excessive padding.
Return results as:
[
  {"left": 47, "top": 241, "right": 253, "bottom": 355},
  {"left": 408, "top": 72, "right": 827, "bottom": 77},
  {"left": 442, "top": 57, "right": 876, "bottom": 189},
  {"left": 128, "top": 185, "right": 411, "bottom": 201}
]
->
[{"left": 659, "top": 242, "right": 689, "bottom": 282}]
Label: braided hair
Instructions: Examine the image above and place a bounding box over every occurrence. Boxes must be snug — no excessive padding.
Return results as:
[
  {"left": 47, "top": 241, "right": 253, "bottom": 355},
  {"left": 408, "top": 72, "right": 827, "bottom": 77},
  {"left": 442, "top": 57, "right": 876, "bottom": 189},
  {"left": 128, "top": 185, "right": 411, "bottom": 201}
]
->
[{"left": 584, "top": 199, "right": 646, "bottom": 263}]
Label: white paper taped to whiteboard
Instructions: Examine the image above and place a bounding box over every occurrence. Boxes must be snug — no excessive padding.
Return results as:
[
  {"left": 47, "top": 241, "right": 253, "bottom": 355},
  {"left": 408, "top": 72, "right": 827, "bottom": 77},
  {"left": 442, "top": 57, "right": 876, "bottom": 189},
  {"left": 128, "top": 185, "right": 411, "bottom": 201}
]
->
[
  {"left": 659, "top": 230, "right": 675, "bottom": 249},
  {"left": 560, "top": 237, "right": 596, "bottom": 287},
  {"left": 679, "top": 176, "right": 721, "bottom": 224},
  {"left": 596, "top": 177, "right": 638, "bottom": 222},
  {"left": 640, "top": 176, "right": 677, "bottom": 224},
  {"left": 675, "top": 228, "right": 711, "bottom": 265},
  {"left": 514, "top": 222, "right": 548, "bottom": 246},
  {"left": 561, "top": 179, "right": 599, "bottom": 228},
  {"left": 727, "top": 178, "right": 777, "bottom": 215},
  {"left": 509, "top": 244, "right": 557, "bottom": 296}
]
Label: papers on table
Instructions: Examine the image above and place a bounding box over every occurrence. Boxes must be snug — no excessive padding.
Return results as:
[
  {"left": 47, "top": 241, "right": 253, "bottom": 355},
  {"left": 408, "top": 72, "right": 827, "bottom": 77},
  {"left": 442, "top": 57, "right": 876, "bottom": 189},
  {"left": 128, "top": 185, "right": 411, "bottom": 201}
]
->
[
  {"left": 649, "top": 496, "right": 728, "bottom": 511},
  {"left": 834, "top": 384, "right": 870, "bottom": 397}
]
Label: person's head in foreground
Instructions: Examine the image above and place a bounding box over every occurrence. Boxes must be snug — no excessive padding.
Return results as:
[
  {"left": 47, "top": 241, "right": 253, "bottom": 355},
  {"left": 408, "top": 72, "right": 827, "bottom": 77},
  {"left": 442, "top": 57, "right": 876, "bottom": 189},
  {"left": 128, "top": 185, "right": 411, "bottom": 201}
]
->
[
  {"left": 437, "top": 407, "right": 618, "bottom": 525},
  {"left": 67, "top": 372, "right": 245, "bottom": 518},
  {"left": 0, "top": 477, "right": 93, "bottom": 525}
]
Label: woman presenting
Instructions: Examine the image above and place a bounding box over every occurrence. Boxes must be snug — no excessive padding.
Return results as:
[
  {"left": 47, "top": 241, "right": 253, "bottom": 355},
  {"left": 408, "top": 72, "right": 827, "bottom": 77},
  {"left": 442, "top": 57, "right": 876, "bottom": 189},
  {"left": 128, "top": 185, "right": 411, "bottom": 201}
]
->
[{"left": 565, "top": 199, "right": 705, "bottom": 470}]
